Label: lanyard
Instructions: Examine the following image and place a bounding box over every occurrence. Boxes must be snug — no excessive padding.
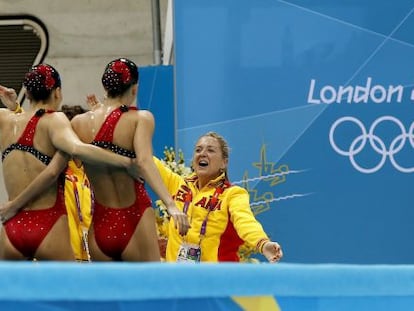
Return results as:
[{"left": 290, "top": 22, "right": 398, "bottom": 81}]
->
[
  {"left": 182, "top": 180, "right": 230, "bottom": 237},
  {"left": 66, "top": 167, "right": 94, "bottom": 224},
  {"left": 183, "top": 191, "right": 192, "bottom": 214},
  {"left": 199, "top": 185, "right": 225, "bottom": 236}
]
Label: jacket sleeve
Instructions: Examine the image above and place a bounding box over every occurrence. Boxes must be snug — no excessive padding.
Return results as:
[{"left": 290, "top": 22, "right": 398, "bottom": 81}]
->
[{"left": 227, "top": 186, "right": 269, "bottom": 249}]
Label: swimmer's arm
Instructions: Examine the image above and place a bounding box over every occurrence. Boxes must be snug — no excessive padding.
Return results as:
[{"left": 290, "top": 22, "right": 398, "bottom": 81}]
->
[
  {"left": 133, "top": 111, "right": 175, "bottom": 207},
  {"left": 49, "top": 112, "right": 135, "bottom": 170},
  {"left": 0, "top": 85, "right": 22, "bottom": 122},
  {"left": 133, "top": 110, "right": 190, "bottom": 235},
  {"left": 0, "top": 85, "right": 19, "bottom": 111},
  {"left": 0, "top": 151, "right": 69, "bottom": 222},
  {"left": 12, "top": 151, "right": 69, "bottom": 208}
]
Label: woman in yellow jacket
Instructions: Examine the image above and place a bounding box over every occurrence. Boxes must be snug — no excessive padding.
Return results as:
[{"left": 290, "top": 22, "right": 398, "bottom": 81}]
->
[
  {"left": 62, "top": 105, "right": 93, "bottom": 262},
  {"left": 154, "top": 132, "right": 283, "bottom": 263},
  {"left": 64, "top": 158, "right": 93, "bottom": 261}
]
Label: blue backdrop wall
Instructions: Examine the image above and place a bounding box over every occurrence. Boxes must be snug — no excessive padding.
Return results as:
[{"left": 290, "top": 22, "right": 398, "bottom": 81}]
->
[
  {"left": 172, "top": 0, "right": 414, "bottom": 264},
  {"left": 138, "top": 65, "right": 174, "bottom": 157}
]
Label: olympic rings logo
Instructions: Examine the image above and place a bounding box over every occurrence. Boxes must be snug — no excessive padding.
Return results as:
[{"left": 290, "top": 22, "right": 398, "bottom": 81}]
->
[{"left": 329, "top": 116, "right": 414, "bottom": 173}]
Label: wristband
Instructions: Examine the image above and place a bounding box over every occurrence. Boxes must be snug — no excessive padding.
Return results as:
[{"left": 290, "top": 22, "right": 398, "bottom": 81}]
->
[
  {"left": 256, "top": 238, "right": 270, "bottom": 254},
  {"left": 13, "top": 102, "right": 23, "bottom": 113}
]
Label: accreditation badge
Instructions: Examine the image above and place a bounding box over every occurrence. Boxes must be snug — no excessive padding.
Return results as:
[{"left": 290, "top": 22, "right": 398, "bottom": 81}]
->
[
  {"left": 177, "top": 243, "right": 201, "bottom": 263},
  {"left": 81, "top": 226, "right": 91, "bottom": 262}
]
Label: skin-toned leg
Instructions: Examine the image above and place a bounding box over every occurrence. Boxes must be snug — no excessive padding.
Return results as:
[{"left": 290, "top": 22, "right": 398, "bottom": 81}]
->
[
  {"left": 35, "top": 216, "right": 75, "bottom": 261},
  {"left": 122, "top": 207, "right": 161, "bottom": 262},
  {"left": 0, "top": 228, "right": 26, "bottom": 260}
]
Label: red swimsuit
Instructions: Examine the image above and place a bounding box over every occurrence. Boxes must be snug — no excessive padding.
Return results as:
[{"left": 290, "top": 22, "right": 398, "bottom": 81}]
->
[
  {"left": 91, "top": 106, "right": 151, "bottom": 260},
  {"left": 2, "top": 110, "right": 66, "bottom": 259}
]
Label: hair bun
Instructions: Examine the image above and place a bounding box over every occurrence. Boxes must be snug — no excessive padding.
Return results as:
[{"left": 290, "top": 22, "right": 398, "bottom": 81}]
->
[
  {"left": 23, "top": 64, "right": 61, "bottom": 101},
  {"left": 101, "top": 58, "right": 138, "bottom": 98}
]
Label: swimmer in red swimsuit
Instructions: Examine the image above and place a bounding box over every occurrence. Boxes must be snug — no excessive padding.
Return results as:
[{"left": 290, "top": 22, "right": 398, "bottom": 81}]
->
[
  {"left": 89, "top": 105, "right": 153, "bottom": 260},
  {"left": 71, "top": 58, "right": 190, "bottom": 261},
  {"left": 1, "top": 109, "right": 67, "bottom": 260},
  {"left": 0, "top": 64, "right": 138, "bottom": 260}
]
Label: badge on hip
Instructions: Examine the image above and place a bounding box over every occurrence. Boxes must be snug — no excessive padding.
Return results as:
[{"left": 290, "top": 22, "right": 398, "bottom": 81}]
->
[
  {"left": 81, "top": 226, "right": 91, "bottom": 262},
  {"left": 177, "top": 243, "right": 201, "bottom": 263}
]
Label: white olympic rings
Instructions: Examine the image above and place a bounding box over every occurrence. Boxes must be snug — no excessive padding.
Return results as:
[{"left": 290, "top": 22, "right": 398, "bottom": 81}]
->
[{"left": 329, "top": 116, "right": 414, "bottom": 173}]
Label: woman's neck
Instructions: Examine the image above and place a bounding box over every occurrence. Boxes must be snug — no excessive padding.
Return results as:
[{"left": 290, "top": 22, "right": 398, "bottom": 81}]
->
[
  {"left": 104, "top": 95, "right": 132, "bottom": 108},
  {"left": 196, "top": 178, "right": 208, "bottom": 190},
  {"left": 196, "top": 173, "right": 223, "bottom": 190},
  {"left": 31, "top": 101, "right": 56, "bottom": 111}
]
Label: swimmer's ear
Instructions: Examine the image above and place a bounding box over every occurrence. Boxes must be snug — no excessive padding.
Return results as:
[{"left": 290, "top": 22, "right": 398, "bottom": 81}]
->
[
  {"left": 131, "top": 84, "right": 138, "bottom": 97},
  {"left": 54, "top": 87, "right": 63, "bottom": 102}
]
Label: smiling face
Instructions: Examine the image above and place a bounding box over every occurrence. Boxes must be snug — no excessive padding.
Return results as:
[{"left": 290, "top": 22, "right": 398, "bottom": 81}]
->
[{"left": 192, "top": 135, "right": 228, "bottom": 188}]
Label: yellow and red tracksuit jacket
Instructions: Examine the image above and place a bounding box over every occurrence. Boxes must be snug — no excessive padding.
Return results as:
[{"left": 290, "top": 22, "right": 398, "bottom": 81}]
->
[
  {"left": 64, "top": 160, "right": 93, "bottom": 261},
  {"left": 154, "top": 157, "right": 270, "bottom": 262}
]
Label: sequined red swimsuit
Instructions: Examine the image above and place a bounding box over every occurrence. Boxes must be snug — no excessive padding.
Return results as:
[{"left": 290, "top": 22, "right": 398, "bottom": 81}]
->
[
  {"left": 91, "top": 106, "right": 152, "bottom": 260},
  {"left": 2, "top": 109, "right": 67, "bottom": 259}
]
